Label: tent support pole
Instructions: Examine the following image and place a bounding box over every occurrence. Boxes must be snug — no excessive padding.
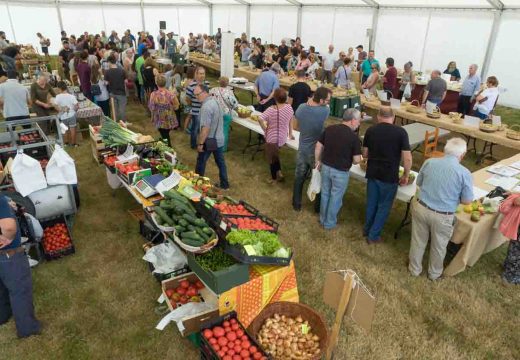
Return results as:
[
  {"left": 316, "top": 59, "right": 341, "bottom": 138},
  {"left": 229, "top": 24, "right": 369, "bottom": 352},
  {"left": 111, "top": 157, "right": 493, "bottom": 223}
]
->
[
  {"left": 209, "top": 4, "right": 213, "bottom": 35},
  {"left": 101, "top": 5, "right": 107, "bottom": 34},
  {"left": 296, "top": 5, "right": 302, "bottom": 38},
  {"left": 5, "top": 1, "right": 17, "bottom": 43},
  {"left": 246, "top": 5, "right": 251, "bottom": 38},
  {"left": 56, "top": 0, "right": 64, "bottom": 33},
  {"left": 419, "top": 10, "right": 432, "bottom": 72},
  {"left": 481, "top": 9, "right": 502, "bottom": 79},
  {"left": 369, "top": 6, "right": 379, "bottom": 51},
  {"left": 140, "top": 0, "right": 145, "bottom": 31}
]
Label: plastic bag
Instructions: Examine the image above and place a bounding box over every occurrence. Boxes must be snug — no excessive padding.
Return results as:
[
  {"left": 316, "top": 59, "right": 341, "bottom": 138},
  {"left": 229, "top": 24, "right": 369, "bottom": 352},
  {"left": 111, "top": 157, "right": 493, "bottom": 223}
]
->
[
  {"left": 24, "top": 213, "right": 43, "bottom": 241},
  {"left": 307, "top": 168, "right": 321, "bottom": 201},
  {"left": 46, "top": 145, "right": 77, "bottom": 185},
  {"left": 11, "top": 151, "right": 47, "bottom": 196},
  {"left": 403, "top": 82, "right": 412, "bottom": 99},
  {"left": 142, "top": 241, "right": 187, "bottom": 274}
]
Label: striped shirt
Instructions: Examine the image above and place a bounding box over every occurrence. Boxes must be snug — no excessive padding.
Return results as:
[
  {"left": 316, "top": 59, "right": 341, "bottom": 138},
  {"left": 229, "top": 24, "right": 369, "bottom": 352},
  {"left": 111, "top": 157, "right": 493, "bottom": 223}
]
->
[
  {"left": 186, "top": 80, "right": 202, "bottom": 116},
  {"left": 417, "top": 155, "right": 474, "bottom": 213},
  {"left": 260, "top": 104, "right": 294, "bottom": 147}
]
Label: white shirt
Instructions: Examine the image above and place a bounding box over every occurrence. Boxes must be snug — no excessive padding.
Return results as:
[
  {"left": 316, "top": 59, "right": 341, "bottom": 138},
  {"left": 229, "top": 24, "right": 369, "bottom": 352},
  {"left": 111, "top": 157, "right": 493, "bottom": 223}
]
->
[
  {"left": 0, "top": 79, "right": 30, "bottom": 118},
  {"left": 476, "top": 87, "right": 499, "bottom": 115},
  {"left": 94, "top": 80, "right": 110, "bottom": 102},
  {"left": 322, "top": 52, "right": 336, "bottom": 71},
  {"left": 306, "top": 62, "right": 320, "bottom": 79},
  {"left": 54, "top": 93, "right": 78, "bottom": 120},
  {"left": 180, "top": 43, "right": 189, "bottom": 59}
]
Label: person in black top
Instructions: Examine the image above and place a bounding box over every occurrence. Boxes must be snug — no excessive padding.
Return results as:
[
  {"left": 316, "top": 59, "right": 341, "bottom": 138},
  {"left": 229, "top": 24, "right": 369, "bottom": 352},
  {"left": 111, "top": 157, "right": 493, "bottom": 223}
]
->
[
  {"left": 288, "top": 70, "right": 312, "bottom": 112},
  {"left": 58, "top": 42, "right": 74, "bottom": 80},
  {"left": 278, "top": 39, "right": 289, "bottom": 71},
  {"left": 315, "top": 109, "right": 362, "bottom": 230},
  {"left": 362, "top": 106, "right": 412, "bottom": 243},
  {"left": 0, "top": 196, "right": 41, "bottom": 338},
  {"left": 104, "top": 54, "right": 127, "bottom": 121}
]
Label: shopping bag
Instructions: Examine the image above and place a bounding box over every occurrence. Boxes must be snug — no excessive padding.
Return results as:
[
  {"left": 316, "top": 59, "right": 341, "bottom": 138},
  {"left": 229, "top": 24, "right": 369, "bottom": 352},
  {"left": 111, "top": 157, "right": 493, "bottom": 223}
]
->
[
  {"left": 403, "top": 82, "right": 412, "bottom": 99},
  {"left": 11, "top": 151, "right": 48, "bottom": 197},
  {"left": 307, "top": 168, "right": 321, "bottom": 201},
  {"left": 45, "top": 145, "right": 77, "bottom": 185}
]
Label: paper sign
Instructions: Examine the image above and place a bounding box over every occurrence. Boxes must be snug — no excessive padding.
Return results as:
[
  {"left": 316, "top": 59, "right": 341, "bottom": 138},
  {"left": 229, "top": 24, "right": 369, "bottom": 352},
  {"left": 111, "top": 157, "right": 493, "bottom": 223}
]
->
[
  {"left": 485, "top": 175, "right": 519, "bottom": 191},
  {"left": 156, "top": 171, "right": 182, "bottom": 195},
  {"left": 157, "top": 293, "right": 165, "bottom": 304},
  {"left": 492, "top": 115, "right": 501, "bottom": 126},
  {"left": 463, "top": 116, "right": 481, "bottom": 128},
  {"left": 390, "top": 98, "right": 401, "bottom": 109},
  {"left": 472, "top": 186, "right": 489, "bottom": 201},
  {"left": 243, "top": 245, "right": 257, "bottom": 256},
  {"left": 220, "top": 220, "right": 227, "bottom": 231}
]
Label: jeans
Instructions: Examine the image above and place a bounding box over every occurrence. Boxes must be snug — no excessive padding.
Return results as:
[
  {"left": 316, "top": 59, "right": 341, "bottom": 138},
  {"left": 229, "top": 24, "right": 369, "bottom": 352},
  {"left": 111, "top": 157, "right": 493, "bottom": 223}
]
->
[
  {"left": 320, "top": 70, "right": 334, "bottom": 84},
  {"left": 111, "top": 94, "right": 127, "bottom": 121},
  {"left": 0, "top": 251, "right": 41, "bottom": 337},
  {"left": 364, "top": 178, "right": 398, "bottom": 241},
  {"left": 190, "top": 114, "right": 200, "bottom": 149},
  {"left": 195, "top": 146, "right": 229, "bottom": 189},
  {"left": 292, "top": 151, "right": 320, "bottom": 212},
  {"left": 457, "top": 95, "right": 472, "bottom": 116},
  {"left": 320, "top": 164, "right": 350, "bottom": 229},
  {"left": 474, "top": 109, "right": 488, "bottom": 119}
]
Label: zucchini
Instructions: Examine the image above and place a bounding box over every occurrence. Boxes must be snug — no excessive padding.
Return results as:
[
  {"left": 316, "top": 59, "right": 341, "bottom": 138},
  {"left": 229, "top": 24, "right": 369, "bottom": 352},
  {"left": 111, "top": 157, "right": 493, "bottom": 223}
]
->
[
  {"left": 181, "top": 238, "right": 205, "bottom": 247},
  {"left": 164, "top": 190, "right": 189, "bottom": 204},
  {"left": 194, "top": 218, "right": 207, "bottom": 227},
  {"left": 174, "top": 225, "right": 186, "bottom": 233},
  {"left": 187, "top": 224, "right": 196, "bottom": 231},
  {"left": 182, "top": 213, "right": 199, "bottom": 225},
  {"left": 202, "top": 227, "right": 213, "bottom": 235},
  {"left": 174, "top": 202, "right": 196, "bottom": 215},
  {"left": 195, "top": 227, "right": 210, "bottom": 242},
  {"left": 159, "top": 200, "right": 176, "bottom": 210},
  {"left": 181, "top": 231, "right": 204, "bottom": 243},
  {"left": 154, "top": 207, "right": 175, "bottom": 226},
  {"left": 178, "top": 219, "right": 189, "bottom": 227}
]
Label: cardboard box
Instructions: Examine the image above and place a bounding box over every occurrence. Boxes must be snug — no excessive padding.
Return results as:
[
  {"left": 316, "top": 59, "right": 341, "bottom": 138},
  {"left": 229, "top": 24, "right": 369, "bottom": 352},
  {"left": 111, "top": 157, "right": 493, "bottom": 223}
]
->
[
  {"left": 161, "top": 272, "right": 220, "bottom": 336},
  {"left": 187, "top": 253, "right": 249, "bottom": 295}
]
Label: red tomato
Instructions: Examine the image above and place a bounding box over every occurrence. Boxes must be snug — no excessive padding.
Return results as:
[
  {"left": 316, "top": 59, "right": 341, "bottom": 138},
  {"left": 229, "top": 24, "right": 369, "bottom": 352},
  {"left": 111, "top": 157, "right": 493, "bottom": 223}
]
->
[
  {"left": 222, "top": 320, "right": 230, "bottom": 328},
  {"left": 253, "top": 353, "right": 262, "bottom": 359},
  {"left": 213, "top": 326, "right": 225, "bottom": 338},
  {"left": 241, "top": 335, "right": 248, "bottom": 341},
  {"left": 209, "top": 338, "right": 217, "bottom": 345},
  {"left": 236, "top": 329, "right": 244, "bottom": 338},
  {"left": 232, "top": 356, "right": 241, "bottom": 360},
  {"left": 227, "top": 349, "right": 235, "bottom": 356},
  {"left": 231, "top": 323, "right": 239, "bottom": 331},
  {"left": 240, "top": 350, "right": 250, "bottom": 358},
  {"left": 226, "top": 332, "right": 237, "bottom": 342},
  {"left": 218, "top": 336, "right": 228, "bottom": 347},
  {"left": 202, "top": 329, "right": 213, "bottom": 339},
  {"left": 241, "top": 340, "right": 251, "bottom": 349},
  {"left": 222, "top": 356, "right": 232, "bottom": 360},
  {"left": 233, "top": 345, "right": 242, "bottom": 353},
  {"left": 213, "top": 344, "right": 220, "bottom": 351},
  {"left": 218, "top": 350, "right": 226, "bottom": 357},
  {"left": 249, "top": 346, "right": 258, "bottom": 354}
]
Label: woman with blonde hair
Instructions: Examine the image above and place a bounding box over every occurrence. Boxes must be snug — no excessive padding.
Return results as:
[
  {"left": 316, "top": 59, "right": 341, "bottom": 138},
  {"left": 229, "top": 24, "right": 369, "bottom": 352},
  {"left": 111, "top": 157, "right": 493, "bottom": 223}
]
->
[
  {"left": 148, "top": 75, "right": 179, "bottom": 147},
  {"left": 90, "top": 63, "right": 110, "bottom": 116}
]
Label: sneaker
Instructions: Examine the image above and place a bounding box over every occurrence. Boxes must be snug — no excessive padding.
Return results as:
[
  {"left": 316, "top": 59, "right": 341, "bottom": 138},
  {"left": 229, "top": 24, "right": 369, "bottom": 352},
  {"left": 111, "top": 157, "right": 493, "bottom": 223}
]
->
[
  {"left": 213, "top": 183, "right": 229, "bottom": 191},
  {"left": 28, "top": 256, "right": 39, "bottom": 268}
]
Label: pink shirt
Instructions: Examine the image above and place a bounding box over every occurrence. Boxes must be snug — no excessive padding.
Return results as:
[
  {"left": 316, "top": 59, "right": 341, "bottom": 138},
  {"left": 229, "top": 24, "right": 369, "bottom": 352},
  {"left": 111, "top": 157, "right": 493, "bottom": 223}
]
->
[
  {"left": 260, "top": 104, "right": 294, "bottom": 147},
  {"left": 295, "top": 59, "right": 311, "bottom": 71}
]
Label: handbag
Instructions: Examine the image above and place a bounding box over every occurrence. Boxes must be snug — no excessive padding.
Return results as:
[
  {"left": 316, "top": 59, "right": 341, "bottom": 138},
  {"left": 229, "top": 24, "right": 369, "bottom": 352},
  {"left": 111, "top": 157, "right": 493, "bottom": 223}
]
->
[
  {"left": 91, "top": 83, "right": 102, "bottom": 96},
  {"left": 204, "top": 106, "right": 220, "bottom": 152},
  {"left": 265, "top": 105, "right": 280, "bottom": 164}
]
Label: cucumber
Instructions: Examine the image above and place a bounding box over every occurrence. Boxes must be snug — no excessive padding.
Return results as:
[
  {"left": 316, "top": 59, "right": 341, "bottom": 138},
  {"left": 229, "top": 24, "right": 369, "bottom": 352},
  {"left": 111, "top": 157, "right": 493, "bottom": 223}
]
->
[
  {"left": 182, "top": 213, "right": 199, "bottom": 225},
  {"left": 181, "top": 238, "right": 205, "bottom": 247},
  {"left": 178, "top": 219, "right": 189, "bottom": 227},
  {"left": 181, "top": 231, "right": 204, "bottom": 243},
  {"left": 194, "top": 218, "right": 207, "bottom": 227},
  {"left": 154, "top": 207, "right": 175, "bottom": 226},
  {"left": 164, "top": 190, "right": 189, "bottom": 204},
  {"left": 173, "top": 202, "right": 196, "bottom": 215},
  {"left": 159, "top": 200, "right": 176, "bottom": 210},
  {"left": 195, "top": 227, "right": 210, "bottom": 242},
  {"left": 202, "top": 227, "right": 213, "bottom": 235},
  {"left": 187, "top": 224, "right": 196, "bottom": 231},
  {"left": 174, "top": 225, "right": 186, "bottom": 233}
]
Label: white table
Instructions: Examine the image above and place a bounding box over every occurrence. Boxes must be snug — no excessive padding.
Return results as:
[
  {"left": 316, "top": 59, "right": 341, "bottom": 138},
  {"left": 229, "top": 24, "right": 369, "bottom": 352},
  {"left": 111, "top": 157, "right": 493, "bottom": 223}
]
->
[
  {"left": 402, "top": 123, "right": 450, "bottom": 152},
  {"left": 232, "top": 115, "right": 418, "bottom": 237},
  {"left": 229, "top": 81, "right": 256, "bottom": 104}
]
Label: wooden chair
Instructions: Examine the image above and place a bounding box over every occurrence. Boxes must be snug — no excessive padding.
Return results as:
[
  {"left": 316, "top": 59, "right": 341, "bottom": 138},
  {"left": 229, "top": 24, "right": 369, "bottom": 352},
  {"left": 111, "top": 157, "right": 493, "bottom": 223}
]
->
[{"left": 423, "top": 127, "right": 444, "bottom": 159}]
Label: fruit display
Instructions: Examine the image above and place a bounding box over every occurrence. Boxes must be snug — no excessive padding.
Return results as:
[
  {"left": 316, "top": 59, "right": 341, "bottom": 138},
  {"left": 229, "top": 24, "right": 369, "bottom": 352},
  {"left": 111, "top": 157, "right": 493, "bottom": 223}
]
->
[
  {"left": 201, "top": 314, "right": 269, "bottom": 360},
  {"left": 256, "top": 314, "right": 320, "bottom": 360},
  {"left": 237, "top": 106, "right": 252, "bottom": 118},
  {"left": 116, "top": 162, "right": 141, "bottom": 175},
  {"left": 154, "top": 190, "right": 217, "bottom": 249},
  {"left": 103, "top": 155, "right": 117, "bottom": 168},
  {"left": 226, "top": 230, "right": 290, "bottom": 259},
  {"left": 225, "top": 217, "right": 277, "bottom": 231},
  {"left": 164, "top": 278, "right": 205, "bottom": 310},
  {"left": 18, "top": 130, "right": 42, "bottom": 144},
  {"left": 42, "top": 221, "right": 74, "bottom": 258}
]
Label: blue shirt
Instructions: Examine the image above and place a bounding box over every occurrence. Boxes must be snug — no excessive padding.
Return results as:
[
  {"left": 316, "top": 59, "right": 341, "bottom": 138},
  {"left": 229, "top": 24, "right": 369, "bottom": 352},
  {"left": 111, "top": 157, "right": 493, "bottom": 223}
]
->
[
  {"left": 460, "top": 74, "right": 481, "bottom": 97},
  {"left": 295, "top": 103, "right": 329, "bottom": 155},
  {"left": 361, "top": 58, "right": 379, "bottom": 77},
  {"left": 200, "top": 97, "right": 224, "bottom": 147},
  {"left": 417, "top": 155, "right": 474, "bottom": 213},
  {"left": 241, "top": 47, "right": 251, "bottom": 62},
  {"left": 137, "top": 43, "right": 147, "bottom": 56},
  {"left": 0, "top": 196, "right": 21, "bottom": 250},
  {"left": 255, "top": 70, "right": 280, "bottom": 97}
]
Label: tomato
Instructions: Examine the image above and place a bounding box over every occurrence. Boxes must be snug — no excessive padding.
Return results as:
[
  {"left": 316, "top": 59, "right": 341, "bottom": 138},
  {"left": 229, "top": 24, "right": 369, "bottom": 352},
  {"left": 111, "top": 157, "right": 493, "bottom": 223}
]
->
[
  {"left": 218, "top": 350, "right": 226, "bottom": 357},
  {"left": 233, "top": 345, "right": 242, "bottom": 353},
  {"left": 202, "top": 329, "right": 213, "bottom": 339},
  {"left": 209, "top": 338, "right": 217, "bottom": 345},
  {"left": 232, "top": 356, "right": 241, "bottom": 360},
  {"left": 241, "top": 335, "right": 248, "bottom": 341},
  {"left": 224, "top": 326, "right": 231, "bottom": 334},
  {"left": 240, "top": 350, "right": 250, "bottom": 358},
  {"left": 253, "top": 353, "right": 262, "bottom": 359},
  {"left": 249, "top": 346, "right": 258, "bottom": 354},
  {"left": 195, "top": 280, "right": 205, "bottom": 289},
  {"left": 231, "top": 323, "right": 239, "bottom": 331},
  {"left": 236, "top": 329, "right": 244, "bottom": 338},
  {"left": 223, "top": 356, "right": 232, "bottom": 360},
  {"left": 221, "top": 346, "right": 228, "bottom": 353},
  {"left": 226, "top": 331, "right": 237, "bottom": 342},
  {"left": 213, "top": 344, "right": 220, "bottom": 352},
  {"left": 222, "top": 320, "right": 230, "bottom": 328},
  {"left": 227, "top": 349, "right": 235, "bottom": 356},
  {"left": 241, "top": 340, "right": 251, "bottom": 349},
  {"left": 213, "top": 326, "right": 225, "bottom": 338},
  {"left": 176, "top": 287, "right": 186, "bottom": 295},
  {"left": 218, "top": 336, "right": 228, "bottom": 347}
]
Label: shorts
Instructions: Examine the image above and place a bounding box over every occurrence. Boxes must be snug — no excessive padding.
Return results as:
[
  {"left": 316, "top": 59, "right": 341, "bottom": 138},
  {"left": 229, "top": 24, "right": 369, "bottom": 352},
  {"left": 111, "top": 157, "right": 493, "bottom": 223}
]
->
[
  {"left": 41, "top": 47, "right": 49, "bottom": 55},
  {"left": 61, "top": 116, "right": 77, "bottom": 128}
]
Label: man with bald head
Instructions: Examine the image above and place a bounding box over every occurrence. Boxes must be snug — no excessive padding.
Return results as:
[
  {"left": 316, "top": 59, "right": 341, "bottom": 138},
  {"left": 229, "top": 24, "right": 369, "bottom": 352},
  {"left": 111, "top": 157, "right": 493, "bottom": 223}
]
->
[
  {"left": 362, "top": 106, "right": 412, "bottom": 244},
  {"left": 422, "top": 70, "right": 447, "bottom": 107},
  {"left": 457, "top": 64, "right": 481, "bottom": 116},
  {"left": 321, "top": 44, "right": 336, "bottom": 84}
]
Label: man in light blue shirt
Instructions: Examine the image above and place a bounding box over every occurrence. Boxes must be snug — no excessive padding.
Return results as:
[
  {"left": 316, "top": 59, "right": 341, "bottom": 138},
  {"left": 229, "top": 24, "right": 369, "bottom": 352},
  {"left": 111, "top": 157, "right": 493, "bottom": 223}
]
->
[
  {"left": 254, "top": 63, "right": 280, "bottom": 112},
  {"left": 409, "top": 137, "right": 474, "bottom": 281},
  {"left": 240, "top": 41, "right": 251, "bottom": 64},
  {"left": 457, "top": 64, "right": 481, "bottom": 116},
  {"left": 360, "top": 50, "right": 379, "bottom": 83},
  {"left": 0, "top": 70, "right": 31, "bottom": 122}
]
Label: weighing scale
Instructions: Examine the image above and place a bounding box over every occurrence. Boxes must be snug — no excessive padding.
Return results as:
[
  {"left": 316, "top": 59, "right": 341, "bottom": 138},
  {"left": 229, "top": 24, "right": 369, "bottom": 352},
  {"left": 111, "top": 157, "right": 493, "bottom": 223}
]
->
[{"left": 134, "top": 174, "right": 165, "bottom": 198}]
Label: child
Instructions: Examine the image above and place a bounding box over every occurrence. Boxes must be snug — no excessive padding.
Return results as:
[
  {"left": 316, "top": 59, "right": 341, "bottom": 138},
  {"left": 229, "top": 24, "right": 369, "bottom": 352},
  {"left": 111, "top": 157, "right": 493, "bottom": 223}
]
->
[{"left": 54, "top": 81, "right": 79, "bottom": 146}]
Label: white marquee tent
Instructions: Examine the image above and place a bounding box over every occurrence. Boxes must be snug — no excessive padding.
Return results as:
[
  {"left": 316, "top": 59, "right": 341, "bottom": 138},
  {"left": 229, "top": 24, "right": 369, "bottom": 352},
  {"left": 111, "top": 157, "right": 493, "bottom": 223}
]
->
[{"left": 1, "top": 0, "right": 519, "bottom": 107}]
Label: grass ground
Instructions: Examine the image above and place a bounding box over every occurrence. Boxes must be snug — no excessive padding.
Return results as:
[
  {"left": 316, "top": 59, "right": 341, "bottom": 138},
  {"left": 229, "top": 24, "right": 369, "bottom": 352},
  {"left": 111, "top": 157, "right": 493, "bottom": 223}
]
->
[{"left": 1, "top": 74, "right": 519, "bottom": 360}]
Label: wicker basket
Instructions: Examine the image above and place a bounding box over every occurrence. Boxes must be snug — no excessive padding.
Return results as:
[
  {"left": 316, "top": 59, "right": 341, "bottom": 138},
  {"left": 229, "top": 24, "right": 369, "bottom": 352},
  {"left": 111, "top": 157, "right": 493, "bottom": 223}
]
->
[
  {"left": 237, "top": 110, "right": 252, "bottom": 118},
  {"left": 406, "top": 100, "right": 422, "bottom": 114},
  {"left": 248, "top": 301, "right": 329, "bottom": 360},
  {"left": 506, "top": 125, "right": 520, "bottom": 140},
  {"left": 479, "top": 123, "right": 499, "bottom": 133}
]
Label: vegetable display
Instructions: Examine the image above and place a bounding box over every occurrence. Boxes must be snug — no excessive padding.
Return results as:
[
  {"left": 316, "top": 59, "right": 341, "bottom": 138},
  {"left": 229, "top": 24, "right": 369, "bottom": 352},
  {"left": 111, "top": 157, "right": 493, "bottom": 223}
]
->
[
  {"left": 164, "top": 278, "right": 205, "bottom": 310},
  {"left": 195, "top": 247, "right": 237, "bottom": 272},
  {"left": 214, "top": 203, "right": 254, "bottom": 217},
  {"left": 154, "top": 190, "right": 216, "bottom": 248},
  {"left": 257, "top": 314, "right": 320, "bottom": 360},
  {"left": 226, "top": 231, "right": 290, "bottom": 258},
  {"left": 202, "top": 317, "right": 268, "bottom": 360},
  {"left": 100, "top": 119, "right": 154, "bottom": 146},
  {"left": 116, "top": 162, "right": 141, "bottom": 175},
  {"left": 43, "top": 223, "right": 72, "bottom": 253}
]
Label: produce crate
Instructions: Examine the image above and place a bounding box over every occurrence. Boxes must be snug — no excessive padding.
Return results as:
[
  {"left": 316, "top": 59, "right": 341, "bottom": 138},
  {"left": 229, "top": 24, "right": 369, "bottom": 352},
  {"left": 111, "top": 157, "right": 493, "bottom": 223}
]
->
[
  {"left": 333, "top": 96, "right": 351, "bottom": 118},
  {"left": 199, "top": 311, "right": 271, "bottom": 360},
  {"left": 187, "top": 253, "right": 249, "bottom": 295},
  {"left": 147, "top": 261, "right": 190, "bottom": 283},
  {"left": 195, "top": 197, "right": 258, "bottom": 227},
  {"left": 217, "top": 214, "right": 279, "bottom": 234},
  {"left": 139, "top": 218, "right": 165, "bottom": 244},
  {"left": 41, "top": 215, "right": 75, "bottom": 261},
  {"left": 0, "top": 142, "right": 17, "bottom": 165},
  {"left": 329, "top": 96, "right": 337, "bottom": 116},
  {"left": 16, "top": 130, "right": 42, "bottom": 145},
  {"left": 115, "top": 158, "right": 152, "bottom": 185},
  {"left": 222, "top": 240, "right": 293, "bottom": 267},
  {"left": 161, "top": 272, "right": 220, "bottom": 336}
]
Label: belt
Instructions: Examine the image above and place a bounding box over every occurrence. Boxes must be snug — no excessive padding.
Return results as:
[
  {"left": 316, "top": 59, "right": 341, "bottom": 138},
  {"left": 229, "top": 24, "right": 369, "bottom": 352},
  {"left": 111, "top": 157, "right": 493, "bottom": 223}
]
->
[
  {"left": 0, "top": 247, "right": 24, "bottom": 258},
  {"left": 418, "top": 199, "right": 454, "bottom": 215}
]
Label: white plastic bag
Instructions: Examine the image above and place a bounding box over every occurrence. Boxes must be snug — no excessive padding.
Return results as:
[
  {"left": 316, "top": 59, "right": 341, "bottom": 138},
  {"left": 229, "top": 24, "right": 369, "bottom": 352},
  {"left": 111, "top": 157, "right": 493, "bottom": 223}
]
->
[
  {"left": 403, "top": 82, "right": 412, "bottom": 99},
  {"left": 142, "top": 241, "right": 187, "bottom": 274},
  {"left": 46, "top": 145, "right": 77, "bottom": 185},
  {"left": 11, "top": 151, "right": 48, "bottom": 196},
  {"left": 307, "top": 168, "right": 321, "bottom": 201},
  {"left": 24, "top": 213, "right": 44, "bottom": 240}
]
